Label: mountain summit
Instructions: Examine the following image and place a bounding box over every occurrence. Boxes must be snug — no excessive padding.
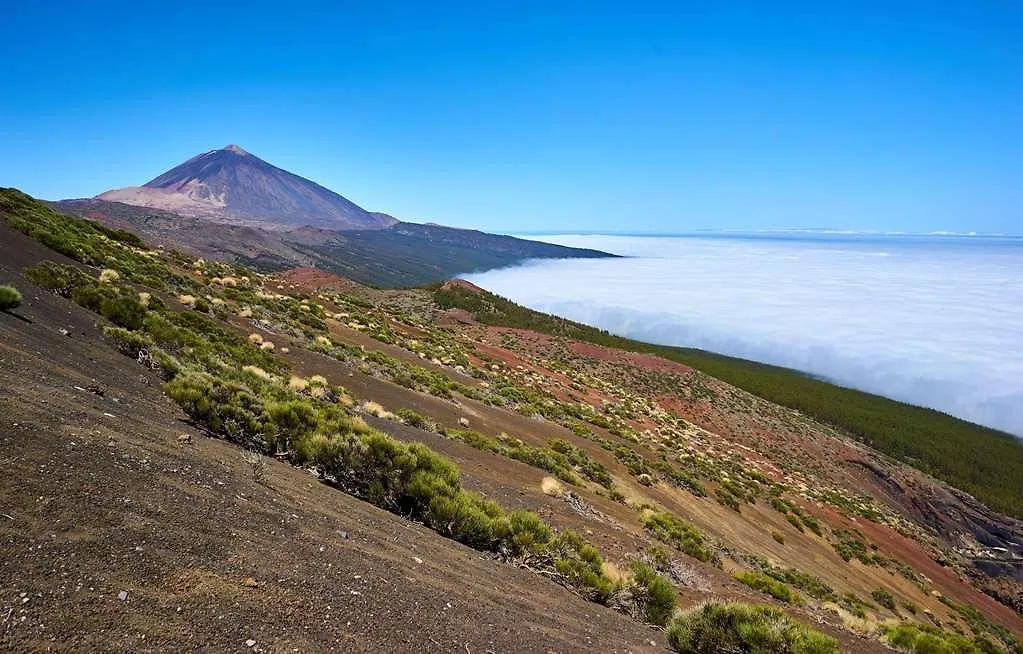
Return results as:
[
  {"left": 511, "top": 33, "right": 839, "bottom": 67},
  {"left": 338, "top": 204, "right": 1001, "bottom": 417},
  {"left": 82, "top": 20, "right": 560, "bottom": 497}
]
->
[{"left": 97, "top": 145, "right": 395, "bottom": 230}]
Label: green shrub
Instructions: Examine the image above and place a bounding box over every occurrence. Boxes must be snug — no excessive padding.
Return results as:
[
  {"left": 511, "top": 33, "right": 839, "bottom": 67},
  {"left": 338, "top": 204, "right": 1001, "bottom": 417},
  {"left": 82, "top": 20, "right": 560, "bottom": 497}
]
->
[
  {"left": 427, "top": 491, "right": 506, "bottom": 550},
  {"left": 146, "top": 309, "right": 284, "bottom": 374},
  {"left": 838, "top": 593, "right": 870, "bottom": 619},
  {"left": 397, "top": 408, "right": 436, "bottom": 431},
  {"left": 746, "top": 557, "right": 834, "bottom": 602},
  {"left": 832, "top": 529, "right": 872, "bottom": 563},
  {"left": 656, "top": 461, "right": 708, "bottom": 497},
  {"left": 165, "top": 372, "right": 269, "bottom": 451},
  {"left": 102, "top": 326, "right": 152, "bottom": 357},
  {"left": 786, "top": 512, "right": 805, "bottom": 532},
  {"left": 733, "top": 571, "right": 805, "bottom": 606},
  {"left": 791, "top": 506, "right": 823, "bottom": 536},
  {"left": 552, "top": 529, "right": 616, "bottom": 602},
  {"left": 772, "top": 530, "right": 786, "bottom": 544},
  {"left": 871, "top": 588, "right": 896, "bottom": 612},
  {"left": 24, "top": 261, "right": 93, "bottom": 297},
  {"left": 885, "top": 622, "right": 996, "bottom": 654},
  {"left": 666, "top": 602, "right": 838, "bottom": 654},
  {"left": 99, "top": 293, "right": 147, "bottom": 330},
  {"left": 631, "top": 561, "right": 677, "bottom": 626},
  {"left": 70, "top": 283, "right": 106, "bottom": 312},
  {"left": 607, "top": 443, "right": 653, "bottom": 478},
  {"left": 548, "top": 438, "right": 616, "bottom": 489},
  {"left": 0, "top": 285, "right": 22, "bottom": 310},
  {"left": 715, "top": 487, "right": 742, "bottom": 512},
  {"left": 508, "top": 510, "right": 553, "bottom": 554},
  {"left": 643, "top": 511, "right": 713, "bottom": 562},
  {"left": 445, "top": 429, "right": 581, "bottom": 485},
  {"left": 266, "top": 399, "right": 320, "bottom": 453},
  {"left": 149, "top": 346, "right": 181, "bottom": 380}
]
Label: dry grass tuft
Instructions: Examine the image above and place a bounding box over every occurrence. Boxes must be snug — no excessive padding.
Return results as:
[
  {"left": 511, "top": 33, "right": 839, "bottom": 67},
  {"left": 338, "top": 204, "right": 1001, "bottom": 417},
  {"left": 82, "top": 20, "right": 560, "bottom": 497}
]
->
[
  {"left": 242, "top": 365, "right": 273, "bottom": 381},
  {"left": 601, "top": 560, "right": 627, "bottom": 585},
  {"left": 248, "top": 333, "right": 264, "bottom": 345},
  {"left": 99, "top": 268, "right": 120, "bottom": 284},
  {"left": 823, "top": 603, "right": 882, "bottom": 637},
  {"left": 178, "top": 294, "right": 197, "bottom": 307},
  {"left": 361, "top": 401, "right": 396, "bottom": 420},
  {"left": 541, "top": 476, "right": 564, "bottom": 497}
]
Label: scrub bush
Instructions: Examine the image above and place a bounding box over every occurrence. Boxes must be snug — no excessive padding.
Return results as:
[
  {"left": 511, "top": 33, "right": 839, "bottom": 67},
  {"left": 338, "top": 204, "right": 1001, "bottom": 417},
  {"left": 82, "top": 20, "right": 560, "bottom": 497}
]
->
[
  {"left": 666, "top": 602, "right": 838, "bottom": 654},
  {"left": 0, "top": 285, "right": 22, "bottom": 310}
]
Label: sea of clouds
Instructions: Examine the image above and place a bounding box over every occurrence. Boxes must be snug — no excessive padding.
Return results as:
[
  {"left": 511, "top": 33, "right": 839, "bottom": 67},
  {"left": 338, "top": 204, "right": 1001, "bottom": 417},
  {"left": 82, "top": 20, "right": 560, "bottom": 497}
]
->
[{"left": 464, "top": 233, "right": 1023, "bottom": 437}]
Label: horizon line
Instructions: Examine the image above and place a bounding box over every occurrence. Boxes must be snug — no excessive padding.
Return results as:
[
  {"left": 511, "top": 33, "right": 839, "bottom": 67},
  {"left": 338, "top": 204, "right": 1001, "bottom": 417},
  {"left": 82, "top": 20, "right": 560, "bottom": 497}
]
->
[{"left": 506, "top": 228, "right": 1023, "bottom": 239}]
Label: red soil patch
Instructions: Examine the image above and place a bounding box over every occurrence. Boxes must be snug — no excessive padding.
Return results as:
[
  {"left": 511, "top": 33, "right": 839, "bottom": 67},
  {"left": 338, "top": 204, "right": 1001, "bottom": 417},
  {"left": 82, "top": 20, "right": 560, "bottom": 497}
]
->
[
  {"left": 275, "top": 266, "right": 362, "bottom": 292},
  {"left": 442, "top": 279, "right": 488, "bottom": 293},
  {"left": 565, "top": 341, "right": 693, "bottom": 376},
  {"left": 437, "top": 308, "right": 476, "bottom": 326}
]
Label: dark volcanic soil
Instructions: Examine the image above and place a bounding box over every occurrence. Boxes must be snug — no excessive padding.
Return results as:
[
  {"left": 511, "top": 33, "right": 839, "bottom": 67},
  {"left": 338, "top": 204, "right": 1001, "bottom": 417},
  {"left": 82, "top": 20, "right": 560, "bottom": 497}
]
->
[{"left": 0, "top": 225, "right": 666, "bottom": 653}]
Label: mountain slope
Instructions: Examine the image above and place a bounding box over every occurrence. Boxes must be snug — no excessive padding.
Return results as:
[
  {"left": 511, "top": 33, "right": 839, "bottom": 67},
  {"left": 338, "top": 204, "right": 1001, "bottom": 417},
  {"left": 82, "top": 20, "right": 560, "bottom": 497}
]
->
[
  {"left": 431, "top": 282, "right": 1023, "bottom": 522},
  {"left": 53, "top": 198, "right": 615, "bottom": 287},
  {"left": 97, "top": 144, "right": 394, "bottom": 230},
  {"left": 2, "top": 188, "right": 1019, "bottom": 651},
  {"left": 0, "top": 221, "right": 665, "bottom": 653}
]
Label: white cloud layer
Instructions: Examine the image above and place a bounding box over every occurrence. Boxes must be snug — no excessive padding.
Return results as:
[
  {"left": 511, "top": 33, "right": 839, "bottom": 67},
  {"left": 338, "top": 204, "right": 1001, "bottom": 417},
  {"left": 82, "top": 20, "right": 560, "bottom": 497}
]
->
[{"left": 465, "top": 234, "right": 1023, "bottom": 437}]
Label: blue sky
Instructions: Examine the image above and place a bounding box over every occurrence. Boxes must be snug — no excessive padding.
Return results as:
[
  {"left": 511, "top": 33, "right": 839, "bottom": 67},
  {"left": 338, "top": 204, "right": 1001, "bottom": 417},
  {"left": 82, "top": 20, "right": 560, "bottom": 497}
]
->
[{"left": 1, "top": 1, "right": 1020, "bottom": 232}]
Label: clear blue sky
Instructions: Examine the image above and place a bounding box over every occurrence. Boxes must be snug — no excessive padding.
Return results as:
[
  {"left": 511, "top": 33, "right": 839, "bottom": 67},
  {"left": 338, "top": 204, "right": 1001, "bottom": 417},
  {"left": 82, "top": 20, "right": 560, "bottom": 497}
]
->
[{"left": 1, "top": 1, "right": 1020, "bottom": 233}]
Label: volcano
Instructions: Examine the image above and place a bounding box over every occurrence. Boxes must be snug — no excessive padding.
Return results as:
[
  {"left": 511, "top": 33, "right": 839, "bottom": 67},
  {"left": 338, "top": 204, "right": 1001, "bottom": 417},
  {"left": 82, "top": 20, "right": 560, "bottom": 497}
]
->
[{"left": 97, "top": 144, "right": 395, "bottom": 230}]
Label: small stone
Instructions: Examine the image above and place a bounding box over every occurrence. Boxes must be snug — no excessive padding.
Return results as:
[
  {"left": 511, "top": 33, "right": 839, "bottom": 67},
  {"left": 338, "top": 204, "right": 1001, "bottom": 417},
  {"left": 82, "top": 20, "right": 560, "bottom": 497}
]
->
[
  {"left": 117, "top": 591, "right": 128, "bottom": 601},
  {"left": 242, "top": 577, "right": 258, "bottom": 588},
  {"left": 412, "top": 556, "right": 423, "bottom": 564},
  {"left": 338, "top": 530, "right": 348, "bottom": 540},
  {"left": 245, "top": 639, "right": 256, "bottom": 647}
]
